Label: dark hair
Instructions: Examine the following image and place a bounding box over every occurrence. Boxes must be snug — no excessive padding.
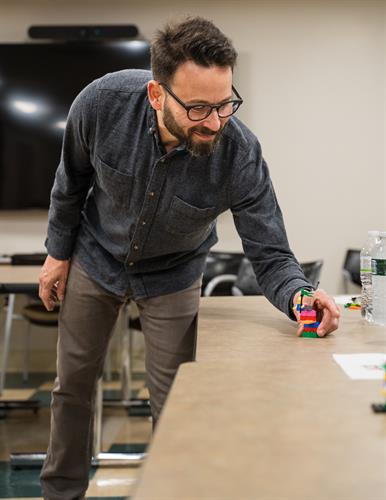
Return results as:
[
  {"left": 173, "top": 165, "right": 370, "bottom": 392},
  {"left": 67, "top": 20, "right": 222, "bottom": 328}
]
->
[{"left": 151, "top": 16, "right": 237, "bottom": 84}]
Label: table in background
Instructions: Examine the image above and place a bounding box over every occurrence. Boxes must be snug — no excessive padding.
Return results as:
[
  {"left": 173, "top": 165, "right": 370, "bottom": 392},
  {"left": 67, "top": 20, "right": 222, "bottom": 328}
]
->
[
  {"left": 133, "top": 296, "right": 386, "bottom": 500},
  {"left": 0, "top": 264, "right": 146, "bottom": 466},
  {"left": 0, "top": 266, "right": 41, "bottom": 394}
]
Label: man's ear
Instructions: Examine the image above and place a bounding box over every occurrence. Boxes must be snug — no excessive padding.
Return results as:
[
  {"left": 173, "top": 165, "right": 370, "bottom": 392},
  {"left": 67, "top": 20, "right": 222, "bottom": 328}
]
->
[{"left": 147, "top": 80, "right": 163, "bottom": 111}]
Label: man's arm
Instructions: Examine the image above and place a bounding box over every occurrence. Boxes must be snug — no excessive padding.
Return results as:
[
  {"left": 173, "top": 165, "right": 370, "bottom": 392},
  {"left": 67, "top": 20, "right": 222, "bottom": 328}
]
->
[
  {"left": 230, "top": 141, "right": 339, "bottom": 335},
  {"left": 40, "top": 81, "right": 98, "bottom": 310},
  {"left": 230, "top": 142, "right": 311, "bottom": 318},
  {"left": 45, "top": 81, "right": 97, "bottom": 260}
]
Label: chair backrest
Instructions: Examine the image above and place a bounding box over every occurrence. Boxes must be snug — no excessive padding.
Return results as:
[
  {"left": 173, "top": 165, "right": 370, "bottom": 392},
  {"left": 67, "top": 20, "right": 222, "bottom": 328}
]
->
[
  {"left": 300, "top": 260, "right": 324, "bottom": 288},
  {"left": 202, "top": 251, "right": 244, "bottom": 296},
  {"left": 233, "top": 258, "right": 262, "bottom": 295},
  {"left": 233, "top": 258, "right": 324, "bottom": 295},
  {"left": 342, "top": 249, "right": 361, "bottom": 287}
]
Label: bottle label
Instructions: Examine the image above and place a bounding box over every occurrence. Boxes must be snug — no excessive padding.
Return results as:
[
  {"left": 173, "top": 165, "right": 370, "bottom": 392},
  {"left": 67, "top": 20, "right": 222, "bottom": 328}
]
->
[
  {"left": 360, "top": 256, "right": 372, "bottom": 273},
  {"left": 371, "top": 259, "right": 386, "bottom": 276}
]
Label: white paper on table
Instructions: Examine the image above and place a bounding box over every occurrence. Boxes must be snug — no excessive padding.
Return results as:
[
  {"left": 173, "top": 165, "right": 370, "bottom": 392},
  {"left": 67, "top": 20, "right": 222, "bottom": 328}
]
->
[
  {"left": 333, "top": 353, "right": 386, "bottom": 380},
  {"left": 333, "top": 294, "right": 361, "bottom": 305}
]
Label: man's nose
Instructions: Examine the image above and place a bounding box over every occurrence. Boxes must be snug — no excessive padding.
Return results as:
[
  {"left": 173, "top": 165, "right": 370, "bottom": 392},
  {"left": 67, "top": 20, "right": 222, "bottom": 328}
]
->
[{"left": 202, "top": 109, "right": 222, "bottom": 132}]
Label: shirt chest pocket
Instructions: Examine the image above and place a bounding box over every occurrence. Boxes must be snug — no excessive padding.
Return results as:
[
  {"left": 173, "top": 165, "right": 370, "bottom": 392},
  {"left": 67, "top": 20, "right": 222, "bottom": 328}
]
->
[
  {"left": 94, "top": 155, "right": 134, "bottom": 208},
  {"left": 166, "top": 196, "right": 217, "bottom": 237}
]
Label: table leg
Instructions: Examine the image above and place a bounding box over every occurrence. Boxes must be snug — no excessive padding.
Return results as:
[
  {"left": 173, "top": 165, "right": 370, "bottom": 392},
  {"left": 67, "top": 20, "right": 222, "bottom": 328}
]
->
[{"left": 0, "top": 293, "right": 16, "bottom": 394}]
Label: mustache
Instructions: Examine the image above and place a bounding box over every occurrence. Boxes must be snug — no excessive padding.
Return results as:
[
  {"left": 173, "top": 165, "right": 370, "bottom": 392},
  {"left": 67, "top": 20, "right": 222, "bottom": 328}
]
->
[{"left": 190, "top": 126, "right": 219, "bottom": 136}]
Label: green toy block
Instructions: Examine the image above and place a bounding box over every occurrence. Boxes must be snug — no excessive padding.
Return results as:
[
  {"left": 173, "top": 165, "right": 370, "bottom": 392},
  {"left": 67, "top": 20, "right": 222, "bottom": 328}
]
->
[{"left": 301, "top": 331, "right": 319, "bottom": 338}]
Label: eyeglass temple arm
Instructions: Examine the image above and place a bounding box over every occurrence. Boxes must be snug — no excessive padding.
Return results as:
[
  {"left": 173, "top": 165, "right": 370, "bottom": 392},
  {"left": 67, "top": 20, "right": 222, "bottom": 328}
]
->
[{"left": 232, "top": 85, "right": 243, "bottom": 101}]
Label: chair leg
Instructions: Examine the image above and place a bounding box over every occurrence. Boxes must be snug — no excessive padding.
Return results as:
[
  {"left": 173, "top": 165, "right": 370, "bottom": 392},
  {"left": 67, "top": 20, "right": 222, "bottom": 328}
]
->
[
  {"left": 103, "top": 308, "right": 123, "bottom": 382},
  {"left": 93, "top": 377, "right": 104, "bottom": 457},
  {"left": 0, "top": 294, "right": 16, "bottom": 395},
  {"left": 23, "top": 322, "right": 32, "bottom": 383},
  {"left": 129, "top": 325, "right": 134, "bottom": 375},
  {"left": 104, "top": 343, "right": 112, "bottom": 382},
  {"left": 120, "top": 304, "right": 132, "bottom": 402}
]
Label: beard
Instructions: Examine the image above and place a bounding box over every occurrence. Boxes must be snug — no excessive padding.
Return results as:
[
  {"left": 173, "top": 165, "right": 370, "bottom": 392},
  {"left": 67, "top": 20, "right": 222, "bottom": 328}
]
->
[{"left": 163, "top": 102, "right": 224, "bottom": 157}]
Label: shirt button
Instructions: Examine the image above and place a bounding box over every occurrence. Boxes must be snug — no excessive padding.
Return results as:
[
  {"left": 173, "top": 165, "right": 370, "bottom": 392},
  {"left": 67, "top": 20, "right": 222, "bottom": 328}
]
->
[
  {"left": 142, "top": 221, "right": 147, "bottom": 225},
  {"left": 128, "top": 262, "right": 134, "bottom": 266},
  {"left": 133, "top": 244, "right": 139, "bottom": 250},
  {"left": 149, "top": 191, "right": 155, "bottom": 197},
  {"left": 160, "top": 158, "right": 165, "bottom": 163}
]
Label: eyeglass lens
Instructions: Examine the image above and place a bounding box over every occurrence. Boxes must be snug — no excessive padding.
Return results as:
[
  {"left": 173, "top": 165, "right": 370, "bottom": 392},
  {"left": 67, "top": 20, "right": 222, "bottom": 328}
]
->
[{"left": 188, "top": 102, "right": 239, "bottom": 121}]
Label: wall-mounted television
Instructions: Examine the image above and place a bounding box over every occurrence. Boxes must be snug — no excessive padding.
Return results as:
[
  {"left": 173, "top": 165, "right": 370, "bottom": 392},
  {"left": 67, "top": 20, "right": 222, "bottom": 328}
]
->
[{"left": 0, "top": 41, "right": 151, "bottom": 209}]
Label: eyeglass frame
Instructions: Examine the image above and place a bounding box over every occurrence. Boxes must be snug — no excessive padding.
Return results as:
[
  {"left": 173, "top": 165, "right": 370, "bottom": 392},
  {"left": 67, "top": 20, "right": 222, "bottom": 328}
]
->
[{"left": 158, "top": 82, "right": 243, "bottom": 122}]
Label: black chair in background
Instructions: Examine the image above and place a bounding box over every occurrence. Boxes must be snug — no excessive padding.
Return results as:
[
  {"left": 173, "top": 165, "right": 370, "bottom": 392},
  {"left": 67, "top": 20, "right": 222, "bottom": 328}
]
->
[
  {"left": 13, "top": 253, "right": 58, "bottom": 383},
  {"left": 202, "top": 251, "right": 244, "bottom": 296},
  {"left": 300, "top": 260, "right": 324, "bottom": 288},
  {"left": 232, "top": 258, "right": 262, "bottom": 296},
  {"left": 232, "top": 258, "right": 323, "bottom": 296},
  {"left": 204, "top": 257, "right": 324, "bottom": 296},
  {"left": 1, "top": 253, "right": 58, "bottom": 383},
  {"left": 342, "top": 249, "right": 361, "bottom": 293},
  {"left": 0, "top": 253, "right": 50, "bottom": 417}
]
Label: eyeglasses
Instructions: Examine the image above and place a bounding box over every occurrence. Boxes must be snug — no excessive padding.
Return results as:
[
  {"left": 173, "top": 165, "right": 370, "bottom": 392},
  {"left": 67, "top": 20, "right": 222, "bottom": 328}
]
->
[{"left": 159, "top": 82, "right": 243, "bottom": 121}]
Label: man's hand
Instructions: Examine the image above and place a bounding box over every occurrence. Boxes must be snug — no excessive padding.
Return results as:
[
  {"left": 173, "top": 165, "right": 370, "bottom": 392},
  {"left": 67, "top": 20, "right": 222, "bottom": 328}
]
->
[
  {"left": 39, "top": 255, "right": 70, "bottom": 311},
  {"left": 293, "top": 288, "right": 340, "bottom": 337}
]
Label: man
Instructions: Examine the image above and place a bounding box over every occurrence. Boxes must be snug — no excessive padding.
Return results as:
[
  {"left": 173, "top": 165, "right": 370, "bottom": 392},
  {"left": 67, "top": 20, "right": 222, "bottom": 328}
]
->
[{"left": 39, "top": 16, "right": 339, "bottom": 499}]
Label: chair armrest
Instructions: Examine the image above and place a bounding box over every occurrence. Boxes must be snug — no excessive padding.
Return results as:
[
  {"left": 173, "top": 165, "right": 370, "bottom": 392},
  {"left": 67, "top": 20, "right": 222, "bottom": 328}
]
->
[{"left": 203, "top": 274, "right": 238, "bottom": 297}]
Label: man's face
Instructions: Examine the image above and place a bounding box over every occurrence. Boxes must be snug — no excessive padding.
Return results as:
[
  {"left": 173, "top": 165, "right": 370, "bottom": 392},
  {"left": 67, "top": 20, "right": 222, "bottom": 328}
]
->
[{"left": 159, "top": 62, "right": 233, "bottom": 157}]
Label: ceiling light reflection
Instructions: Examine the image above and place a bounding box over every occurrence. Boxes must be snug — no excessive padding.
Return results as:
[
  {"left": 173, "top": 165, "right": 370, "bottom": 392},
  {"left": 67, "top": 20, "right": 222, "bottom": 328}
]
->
[
  {"left": 55, "top": 120, "right": 67, "bottom": 130},
  {"left": 13, "top": 99, "right": 40, "bottom": 114},
  {"left": 118, "top": 40, "right": 148, "bottom": 51}
]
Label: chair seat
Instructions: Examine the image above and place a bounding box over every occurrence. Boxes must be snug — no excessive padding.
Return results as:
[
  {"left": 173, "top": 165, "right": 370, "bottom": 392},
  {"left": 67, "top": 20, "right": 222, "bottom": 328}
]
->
[{"left": 22, "top": 304, "right": 59, "bottom": 326}]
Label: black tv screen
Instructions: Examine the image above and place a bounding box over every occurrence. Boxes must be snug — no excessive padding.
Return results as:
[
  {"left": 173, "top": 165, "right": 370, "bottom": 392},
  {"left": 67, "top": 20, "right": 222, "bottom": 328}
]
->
[{"left": 0, "top": 41, "right": 151, "bottom": 209}]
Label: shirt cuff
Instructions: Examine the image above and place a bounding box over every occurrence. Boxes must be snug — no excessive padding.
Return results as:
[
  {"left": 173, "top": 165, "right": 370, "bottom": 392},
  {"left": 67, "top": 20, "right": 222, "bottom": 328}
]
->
[{"left": 44, "top": 232, "right": 74, "bottom": 261}]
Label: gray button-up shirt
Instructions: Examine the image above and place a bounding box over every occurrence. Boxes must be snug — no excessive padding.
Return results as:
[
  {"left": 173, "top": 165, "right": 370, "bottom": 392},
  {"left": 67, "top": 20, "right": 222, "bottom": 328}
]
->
[{"left": 45, "top": 69, "right": 311, "bottom": 317}]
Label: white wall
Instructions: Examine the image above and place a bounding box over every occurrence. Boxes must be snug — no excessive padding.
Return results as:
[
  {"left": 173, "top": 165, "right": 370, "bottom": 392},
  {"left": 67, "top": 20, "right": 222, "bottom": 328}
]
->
[{"left": 0, "top": 0, "right": 385, "bottom": 295}]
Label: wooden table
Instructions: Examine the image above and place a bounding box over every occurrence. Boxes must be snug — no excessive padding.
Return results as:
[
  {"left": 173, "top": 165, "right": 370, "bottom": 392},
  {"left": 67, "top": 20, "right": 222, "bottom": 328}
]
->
[{"left": 133, "top": 296, "right": 386, "bottom": 500}]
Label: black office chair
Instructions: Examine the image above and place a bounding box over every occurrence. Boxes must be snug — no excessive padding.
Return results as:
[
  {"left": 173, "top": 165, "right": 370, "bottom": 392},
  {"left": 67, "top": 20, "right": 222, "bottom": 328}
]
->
[
  {"left": 299, "top": 260, "right": 324, "bottom": 288},
  {"left": 205, "top": 257, "right": 324, "bottom": 296},
  {"left": 232, "top": 258, "right": 324, "bottom": 295},
  {"left": 232, "top": 258, "right": 262, "bottom": 296},
  {"left": 202, "top": 251, "right": 244, "bottom": 296},
  {"left": 342, "top": 249, "right": 361, "bottom": 293}
]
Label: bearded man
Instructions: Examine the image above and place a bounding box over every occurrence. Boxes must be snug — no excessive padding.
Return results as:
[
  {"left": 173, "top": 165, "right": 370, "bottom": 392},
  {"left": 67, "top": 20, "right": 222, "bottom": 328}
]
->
[{"left": 39, "top": 16, "right": 339, "bottom": 499}]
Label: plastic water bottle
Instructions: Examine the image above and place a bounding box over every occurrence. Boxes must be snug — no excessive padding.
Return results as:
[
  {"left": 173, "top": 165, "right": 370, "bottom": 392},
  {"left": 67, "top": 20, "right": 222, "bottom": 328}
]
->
[
  {"left": 371, "top": 232, "right": 386, "bottom": 326},
  {"left": 360, "top": 230, "right": 379, "bottom": 321}
]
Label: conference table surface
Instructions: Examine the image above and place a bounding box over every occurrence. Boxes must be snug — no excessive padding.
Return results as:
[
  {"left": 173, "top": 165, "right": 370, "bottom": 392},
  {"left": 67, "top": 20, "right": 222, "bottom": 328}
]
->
[{"left": 133, "top": 296, "right": 386, "bottom": 500}]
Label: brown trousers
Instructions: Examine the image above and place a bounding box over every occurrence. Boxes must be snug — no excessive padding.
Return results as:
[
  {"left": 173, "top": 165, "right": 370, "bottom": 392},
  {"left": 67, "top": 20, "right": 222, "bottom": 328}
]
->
[{"left": 40, "top": 259, "right": 201, "bottom": 500}]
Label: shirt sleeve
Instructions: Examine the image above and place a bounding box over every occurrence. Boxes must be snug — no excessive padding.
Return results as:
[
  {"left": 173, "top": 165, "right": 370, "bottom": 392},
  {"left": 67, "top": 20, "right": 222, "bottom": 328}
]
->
[
  {"left": 230, "top": 140, "right": 313, "bottom": 319},
  {"left": 45, "top": 80, "right": 98, "bottom": 260}
]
